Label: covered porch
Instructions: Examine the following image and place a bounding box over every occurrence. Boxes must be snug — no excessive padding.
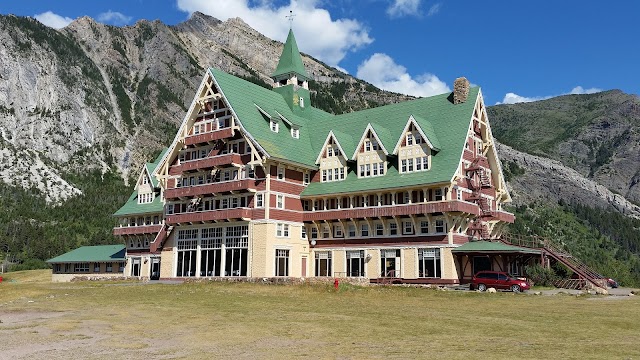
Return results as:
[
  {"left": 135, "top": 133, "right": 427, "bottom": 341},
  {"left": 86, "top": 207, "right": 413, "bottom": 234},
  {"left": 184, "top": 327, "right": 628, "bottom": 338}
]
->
[{"left": 452, "top": 241, "right": 541, "bottom": 284}]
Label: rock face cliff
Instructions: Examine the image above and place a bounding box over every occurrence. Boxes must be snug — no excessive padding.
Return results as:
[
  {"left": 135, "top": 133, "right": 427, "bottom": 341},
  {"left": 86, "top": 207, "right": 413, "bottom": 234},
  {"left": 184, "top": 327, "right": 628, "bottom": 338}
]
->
[
  {"left": 0, "top": 12, "right": 409, "bottom": 203},
  {"left": 0, "top": 12, "right": 639, "bottom": 222}
]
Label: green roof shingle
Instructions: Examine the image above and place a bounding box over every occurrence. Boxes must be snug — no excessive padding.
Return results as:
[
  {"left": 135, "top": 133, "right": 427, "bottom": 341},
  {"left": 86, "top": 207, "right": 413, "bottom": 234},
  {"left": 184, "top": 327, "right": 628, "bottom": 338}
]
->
[{"left": 47, "top": 245, "right": 126, "bottom": 263}]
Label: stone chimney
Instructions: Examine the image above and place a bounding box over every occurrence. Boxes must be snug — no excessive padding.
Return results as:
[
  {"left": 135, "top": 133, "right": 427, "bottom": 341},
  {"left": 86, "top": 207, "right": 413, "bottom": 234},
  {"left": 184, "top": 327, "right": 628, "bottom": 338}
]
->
[{"left": 453, "top": 77, "right": 470, "bottom": 104}]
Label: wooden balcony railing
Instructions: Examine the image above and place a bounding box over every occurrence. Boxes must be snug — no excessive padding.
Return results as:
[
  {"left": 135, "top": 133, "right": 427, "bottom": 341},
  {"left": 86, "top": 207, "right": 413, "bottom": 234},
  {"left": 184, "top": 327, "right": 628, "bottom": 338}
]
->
[
  {"left": 113, "top": 224, "right": 163, "bottom": 236},
  {"left": 184, "top": 128, "right": 234, "bottom": 146},
  {"left": 165, "top": 208, "right": 253, "bottom": 224},
  {"left": 165, "top": 179, "right": 259, "bottom": 199},
  {"left": 169, "top": 153, "right": 243, "bottom": 175},
  {"left": 303, "top": 200, "right": 481, "bottom": 221}
]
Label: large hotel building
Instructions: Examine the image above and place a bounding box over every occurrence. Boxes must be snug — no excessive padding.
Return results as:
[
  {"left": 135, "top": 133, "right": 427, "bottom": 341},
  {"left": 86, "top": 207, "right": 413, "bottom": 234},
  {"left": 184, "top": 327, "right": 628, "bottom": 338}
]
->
[{"left": 109, "top": 30, "right": 515, "bottom": 284}]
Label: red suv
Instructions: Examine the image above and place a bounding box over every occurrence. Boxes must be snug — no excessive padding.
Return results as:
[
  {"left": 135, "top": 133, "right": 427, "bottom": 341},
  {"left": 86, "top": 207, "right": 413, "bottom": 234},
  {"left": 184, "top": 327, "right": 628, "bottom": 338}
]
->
[{"left": 471, "top": 271, "right": 530, "bottom": 293}]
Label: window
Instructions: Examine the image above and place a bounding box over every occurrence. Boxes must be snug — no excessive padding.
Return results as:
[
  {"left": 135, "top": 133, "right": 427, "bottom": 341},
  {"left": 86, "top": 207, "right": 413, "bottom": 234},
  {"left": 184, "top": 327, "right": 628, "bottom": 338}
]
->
[
  {"left": 299, "top": 97, "right": 304, "bottom": 108},
  {"left": 346, "top": 250, "right": 365, "bottom": 277},
  {"left": 348, "top": 225, "right": 356, "bottom": 237},
  {"left": 106, "top": 263, "right": 113, "bottom": 272},
  {"left": 276, "top": 223, "right": 290, "bottom": 237},
  {"left": 277, "top": 167, "right": 285, "bottom": 180},
  {"left": 303, "top": 172, "right": 310, "bottom": 185},
  {"left": 119, "top": 262, "right": 125, "bottom": 272},
  {"left": 255, "top": 193, "right": 264, "bottom": 208},
  {"left": 93, "top": 263, "right": 100, "bottom": 272},
  {"left": 311, "top": 227, "right": 318, "bottom": 239},
  {"left": 407, "top": 133, "right": 414, "bottom": 146},
  {"left": 419, "top": 248, "right": 441, "bottom": 278},
  {"left": 434, "top": 188, "right": 443, "bottom": 201},
  {"left": 322, "top": 226, "right": 330, "bottom": 239},
  {"left": 275, "top": 249, "right": 289, "bottom": 276},
  {"left": 420, "top": 221, "right": 429, "bottom": 234},
  {"left": 334, "top": 225, "right": 344, "bottom": 238},
  {"left": 74, "top": 263, "right": 89, "bottom": 272},
  {"left": 138, "top": 192, "right": 154, "bottom": 204},
  {"left": 142, "top": 176, "right": 148, "bottom": 185},
  {"left": 270, "top": 120, "right": 279, "bottom": 132},
  {"left": 291, "top": 128, "right": 299, "bottom": 139},
  {"left": 389, "top": 222, "right": 398, "bottom": 235},
  {"left": 380, "top": 249, "right": 401, "bottom": 278},
  {"left": 361, "top": 224, "right": 369, "bottom": 237},
  {"left": 276, "top": 194, "right": 284, "bottom": 209},
  {"left": 376, "top": 223, "right": 384, "bottom": 236},
  {"left": 435, "top": 219, "right": 445, "bottom": 233},
  {"left": 301, "top": 226, "right": 307, "bottom": 239},
  {"left": 315, "top": 251, "right": 332, "bottom": 276},
  {"left": 403, "top": 221, "right": 414, "bottom": 235},
  {"left": 401, "top": 160, "right": 407, "bottom": 173},
  {"left": 456, "top": 189, "right": 463, "bottom": 201}
]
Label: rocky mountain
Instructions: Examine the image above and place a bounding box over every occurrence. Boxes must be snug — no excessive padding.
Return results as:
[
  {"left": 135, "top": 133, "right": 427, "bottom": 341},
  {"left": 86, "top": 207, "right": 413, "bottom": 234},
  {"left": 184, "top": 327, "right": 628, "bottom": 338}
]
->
[
  {"left": 489, "top": 91, "right": 640, "bottom": 204},
  {"left": 1, "top": 12, "right": 639, "bottom": 282},
  {"left": 0, "top": 12, "right": 409, "bottom": 203}
]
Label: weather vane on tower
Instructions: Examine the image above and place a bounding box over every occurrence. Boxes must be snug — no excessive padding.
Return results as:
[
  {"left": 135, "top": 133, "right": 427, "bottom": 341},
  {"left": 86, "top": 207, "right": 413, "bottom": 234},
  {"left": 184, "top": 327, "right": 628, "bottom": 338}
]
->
[{"left": 286, "top": 10, "right": 295, "bottom": 29}]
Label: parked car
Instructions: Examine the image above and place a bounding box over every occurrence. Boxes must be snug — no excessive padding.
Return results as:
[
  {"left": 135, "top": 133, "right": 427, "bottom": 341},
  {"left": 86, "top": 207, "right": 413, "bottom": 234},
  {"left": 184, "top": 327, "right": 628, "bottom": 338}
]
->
[{"left": 471, "top": 271, "right": 531, "bottom": 293}]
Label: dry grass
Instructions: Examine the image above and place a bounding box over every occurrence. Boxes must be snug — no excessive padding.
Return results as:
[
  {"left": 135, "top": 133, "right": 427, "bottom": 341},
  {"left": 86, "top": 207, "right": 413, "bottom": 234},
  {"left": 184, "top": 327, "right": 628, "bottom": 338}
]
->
[{"left": 1, "top": 270, "right": 639, "bottom": 359}]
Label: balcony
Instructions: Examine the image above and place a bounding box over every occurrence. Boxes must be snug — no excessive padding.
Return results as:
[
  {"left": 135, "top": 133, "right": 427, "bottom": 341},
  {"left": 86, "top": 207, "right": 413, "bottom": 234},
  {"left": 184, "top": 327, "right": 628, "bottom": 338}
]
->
[
  {"left": 165, "top": 179, "right": 259, "bottom": 199},
  {"left": 165, "top": 208, "right": 253, "bottom": 224},
  {"left": 185, "top": 128, "right": 234, "bottom": 146},
  {"left": 113, "top": 224, "right": 163, "bottom": 236},
  {"left": 169, "top": 153, "right": 243, "bottom": 175},
  {"left": 303, "top": 200, "right": 480, "bottom": 222},
  {"left": 489, "top": 210, "right": 516, "bottom": 223}
]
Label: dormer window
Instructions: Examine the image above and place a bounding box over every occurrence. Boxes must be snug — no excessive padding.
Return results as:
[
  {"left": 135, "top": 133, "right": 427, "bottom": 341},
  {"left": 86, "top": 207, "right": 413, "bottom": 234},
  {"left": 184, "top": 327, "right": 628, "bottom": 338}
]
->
[
  {"left": 142, "top": 176, "right": 148, "bottom": 185},
  {"left": 270, "top": 120, "right": 279, "bottom": 133},
  {"left": 407, "top": 134, "right": 414, "bottom": 146},
  {"left": 291, "top": 128, "right": 299, "bottom": 139},
  {"left": 299, "top": 97, "right": 304, "bottom": 108},
  {"left": 138, "top": 192, "right": 154, "bottom": 204}
]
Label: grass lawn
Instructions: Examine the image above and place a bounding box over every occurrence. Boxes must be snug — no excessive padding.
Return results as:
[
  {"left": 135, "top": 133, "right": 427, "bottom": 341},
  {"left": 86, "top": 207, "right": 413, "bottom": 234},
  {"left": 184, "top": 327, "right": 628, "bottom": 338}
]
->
[{"left": 1, "top": 270, "right": 639, "bottom": 359}]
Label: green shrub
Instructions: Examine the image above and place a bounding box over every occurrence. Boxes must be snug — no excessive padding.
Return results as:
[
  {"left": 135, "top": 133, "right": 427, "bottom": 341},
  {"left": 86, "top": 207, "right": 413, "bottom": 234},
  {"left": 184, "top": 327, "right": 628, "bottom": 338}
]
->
[
  {"left": 524, "top": 264, "right": 559, "bottom": 287},
  {"left": 10, "top": 258, "right": 49, "bottom": 271}
]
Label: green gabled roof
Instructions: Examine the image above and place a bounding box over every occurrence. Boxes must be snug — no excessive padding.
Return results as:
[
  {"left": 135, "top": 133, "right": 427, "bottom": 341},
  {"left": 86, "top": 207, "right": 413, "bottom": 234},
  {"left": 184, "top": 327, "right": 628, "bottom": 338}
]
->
[
  {"left": 301, "top": 88, "right": 479, "bottom": 196},
  {"left": 210, "top": 68, "right": 318, "bottom": 166},
  {"left": 47, "top": 245, "right": 126, "bottom": 263},
  {"left": 208, "top": 66, "right": 479, "bottom": 196},
  {"left": 451, "top": 241, "right": 540, "bottom": 254},
  {"left": 113, "top": 190, "right": 164, "bottom": 217},
  {"left": 272, "top": 29, "right": 310, "bottom": 81}
]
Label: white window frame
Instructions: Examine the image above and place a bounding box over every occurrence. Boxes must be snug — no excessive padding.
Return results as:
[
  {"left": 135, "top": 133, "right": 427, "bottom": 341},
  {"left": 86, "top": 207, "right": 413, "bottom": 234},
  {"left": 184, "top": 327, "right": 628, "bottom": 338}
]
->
[
  {"left": 277, "top": 166, "right": 285, "bottom": 180},
  {"left": 270, "top": 120, "right": 279, "bottom": 133},
  {"left": 291, "top": 128, "right": 299, "bottom": 139},
  {"left": 276, "top": 194, "right": 284, "bottom": 209},
  {"left": 255, "top": 193, "right": 264, "bottom": 208}
]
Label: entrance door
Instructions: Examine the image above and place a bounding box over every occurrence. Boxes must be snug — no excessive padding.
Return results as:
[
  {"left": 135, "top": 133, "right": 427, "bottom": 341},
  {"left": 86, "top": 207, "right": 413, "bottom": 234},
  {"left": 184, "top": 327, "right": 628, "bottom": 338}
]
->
[
  {"left": 132, "top": 258, "right": 141, "bottom": 277},
  {"left": 380, "top": 249, "right": 400, "bottom": 277},
  {"left": 151, "top": 258, "right": 161, "bottom": 280},
  {"left": 301, "top": 257, "right": 307, "bottom": 277}
]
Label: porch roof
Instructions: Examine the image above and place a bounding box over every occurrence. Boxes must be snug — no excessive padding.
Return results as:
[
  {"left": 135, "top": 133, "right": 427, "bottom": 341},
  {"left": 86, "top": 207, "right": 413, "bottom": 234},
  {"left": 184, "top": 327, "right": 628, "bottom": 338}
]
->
[{"left": 451, "top": 241, "right": 541, "bottom": 255}]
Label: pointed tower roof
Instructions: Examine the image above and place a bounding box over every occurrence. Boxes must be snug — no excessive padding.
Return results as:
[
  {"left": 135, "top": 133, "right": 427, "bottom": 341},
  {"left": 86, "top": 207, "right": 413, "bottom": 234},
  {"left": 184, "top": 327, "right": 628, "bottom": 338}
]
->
[{"left": 272, "top": 29, "right": 310, "bottom": 81}]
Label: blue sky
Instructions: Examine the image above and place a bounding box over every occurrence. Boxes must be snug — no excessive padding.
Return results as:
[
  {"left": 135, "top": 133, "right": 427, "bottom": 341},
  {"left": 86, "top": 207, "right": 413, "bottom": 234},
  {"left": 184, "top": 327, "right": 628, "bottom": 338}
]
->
[{"left": 0, "top": 0, "right": 638, "bottom": 105}]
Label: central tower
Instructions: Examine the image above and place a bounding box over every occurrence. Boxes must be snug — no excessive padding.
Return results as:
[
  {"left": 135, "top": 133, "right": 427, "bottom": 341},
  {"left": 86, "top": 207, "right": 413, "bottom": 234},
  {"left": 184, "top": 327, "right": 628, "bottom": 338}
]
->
[{"left": 271, "top": 29, "right": 311, "bottom": 117}]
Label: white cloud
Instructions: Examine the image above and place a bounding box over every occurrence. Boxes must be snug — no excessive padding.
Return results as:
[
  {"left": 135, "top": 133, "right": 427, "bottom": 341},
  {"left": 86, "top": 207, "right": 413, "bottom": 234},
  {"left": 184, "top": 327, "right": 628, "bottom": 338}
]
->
[
  {"left": 356, "top": 53, "right": 450, "bottom": 97},
  {"left": 34, "top": 11, "right": 73, "bottom": 29},
  {"left": 96, "top": 10, "right": 133, "bottom": 26},
  {"left": 497, "top": 86, "right": 603, "bottom": 105},
  {"left": 427, "top": 3, "right": 442, "bottom": 17},
  {"left": 176, "top": 0, "right": 373, "bottom": 66},
  {"left": 387, "top": 0, "right": 421, "bottom": 18}
]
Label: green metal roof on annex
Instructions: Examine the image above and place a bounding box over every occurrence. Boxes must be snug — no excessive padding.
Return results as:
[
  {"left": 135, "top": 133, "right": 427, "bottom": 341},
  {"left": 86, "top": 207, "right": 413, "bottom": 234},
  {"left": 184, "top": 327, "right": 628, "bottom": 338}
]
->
[
  {"left": 451, "top": 241, "right": 541, "bottom": 255},
  {"left": 47, "top": 245, "right": 126, "bottom": 263}
]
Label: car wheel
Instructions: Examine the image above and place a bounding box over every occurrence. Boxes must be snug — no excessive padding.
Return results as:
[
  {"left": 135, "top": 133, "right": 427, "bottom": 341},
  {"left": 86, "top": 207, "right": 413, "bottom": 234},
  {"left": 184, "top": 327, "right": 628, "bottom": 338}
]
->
[
  {"left": 477, "top": 283, "right": 487, "bottom": 292},
  {"left": 511, "top": 285, "right": 521, "bottom": 293}
]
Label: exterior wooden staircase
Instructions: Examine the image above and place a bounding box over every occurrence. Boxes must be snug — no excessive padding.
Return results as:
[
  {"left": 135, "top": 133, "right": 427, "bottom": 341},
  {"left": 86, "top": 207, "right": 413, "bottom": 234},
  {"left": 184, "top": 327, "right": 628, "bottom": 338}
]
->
[
  {"left": 149, "top": 224, "right": 174, "bottom": 253},
  {"left": 501, "top": 234, "right": 607, "bottom": 290},
  {"left": 466, "top": 158, "right": 493, "bottom": 240}
]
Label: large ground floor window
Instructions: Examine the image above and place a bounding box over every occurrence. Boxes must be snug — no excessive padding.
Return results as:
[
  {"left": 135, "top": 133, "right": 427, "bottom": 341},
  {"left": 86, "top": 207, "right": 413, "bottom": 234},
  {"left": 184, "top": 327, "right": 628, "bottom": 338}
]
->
[
  {"left": 418, "top": 248, "right": 441, "bottom": 278},
  {"left": 346, "top": 250, "right": 365, "bottom": 277},
  {"left": 175, "top": 225, "right": 249, "bottom": 277},
  {"left": 315, "top": 251, "right": 332, "bottom": 276}
]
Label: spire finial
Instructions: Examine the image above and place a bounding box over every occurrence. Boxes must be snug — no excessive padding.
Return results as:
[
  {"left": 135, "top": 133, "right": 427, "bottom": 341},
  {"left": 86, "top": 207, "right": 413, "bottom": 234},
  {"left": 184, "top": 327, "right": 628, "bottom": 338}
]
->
[{"left": 286, "top": 10, "right": 295, "bottom": 29}]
